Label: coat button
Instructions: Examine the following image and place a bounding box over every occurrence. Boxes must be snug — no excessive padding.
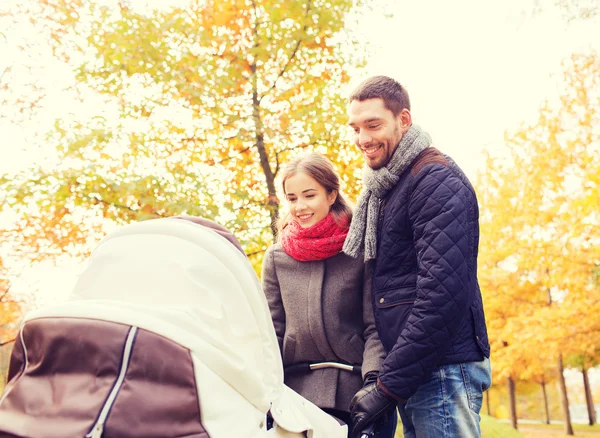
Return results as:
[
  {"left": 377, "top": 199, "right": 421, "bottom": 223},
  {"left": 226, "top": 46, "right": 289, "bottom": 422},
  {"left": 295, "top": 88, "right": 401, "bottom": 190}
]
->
[{"left": 379, "top": 298, "right": 385, "bottom": 303}]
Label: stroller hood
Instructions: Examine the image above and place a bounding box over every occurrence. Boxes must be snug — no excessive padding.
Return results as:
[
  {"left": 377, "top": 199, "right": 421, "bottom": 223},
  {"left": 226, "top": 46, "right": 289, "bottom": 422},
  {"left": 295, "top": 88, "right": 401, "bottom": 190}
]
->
[{"left": 28, "top": 217, "right": 284, "bottom": 413}]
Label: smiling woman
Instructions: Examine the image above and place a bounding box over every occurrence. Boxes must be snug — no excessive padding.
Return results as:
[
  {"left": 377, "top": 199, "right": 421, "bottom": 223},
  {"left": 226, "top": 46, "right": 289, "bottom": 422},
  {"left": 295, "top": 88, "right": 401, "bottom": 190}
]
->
[{"left": 261, "top": 153, "right": 397, "bottom": 438}]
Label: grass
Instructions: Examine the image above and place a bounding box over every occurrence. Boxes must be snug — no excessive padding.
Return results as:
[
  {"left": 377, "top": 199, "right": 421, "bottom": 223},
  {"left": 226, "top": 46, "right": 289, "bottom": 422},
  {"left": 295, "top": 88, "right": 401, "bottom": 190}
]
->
[
  {"left": 519, "top": 423, "right": 600, "bottom": 437},
  {"left": 481, "top": 415, "right": 524, "bottom": 438},
  {"left": 393, "top": 414, "right": 525, "bottom": 437},
  {"left": 393, "top": 417, "right": 600, "bottom": 438}
]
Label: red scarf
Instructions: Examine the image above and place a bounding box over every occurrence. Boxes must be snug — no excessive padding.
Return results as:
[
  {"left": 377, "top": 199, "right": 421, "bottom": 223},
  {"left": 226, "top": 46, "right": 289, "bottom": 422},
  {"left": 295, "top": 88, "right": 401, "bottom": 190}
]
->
[{"left": 280, "top": 214, "right": 349, "bottom": 262}]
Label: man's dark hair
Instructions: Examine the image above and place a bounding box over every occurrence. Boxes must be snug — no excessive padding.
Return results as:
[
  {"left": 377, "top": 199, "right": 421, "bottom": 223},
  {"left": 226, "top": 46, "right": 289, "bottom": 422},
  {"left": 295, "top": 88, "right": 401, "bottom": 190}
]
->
[{"left": 349, "top": 75, "right": 411, "bottom": 116}]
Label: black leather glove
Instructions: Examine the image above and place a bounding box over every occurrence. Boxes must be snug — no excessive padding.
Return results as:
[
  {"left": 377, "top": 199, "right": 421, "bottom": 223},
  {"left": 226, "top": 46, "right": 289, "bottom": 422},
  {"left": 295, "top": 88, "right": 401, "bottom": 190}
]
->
[
  {"left": 362, "top": 371, "right": 379, "bottom": 387},
  {"left": 350, "top": 380, "right": 397, "bottom": 436}
]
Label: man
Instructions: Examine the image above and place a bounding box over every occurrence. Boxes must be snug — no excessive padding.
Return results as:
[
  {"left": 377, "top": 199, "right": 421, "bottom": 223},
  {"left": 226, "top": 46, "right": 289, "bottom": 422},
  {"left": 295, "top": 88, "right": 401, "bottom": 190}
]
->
[{"left": 343, "top": 76, "right": 491, "bottom": 438}]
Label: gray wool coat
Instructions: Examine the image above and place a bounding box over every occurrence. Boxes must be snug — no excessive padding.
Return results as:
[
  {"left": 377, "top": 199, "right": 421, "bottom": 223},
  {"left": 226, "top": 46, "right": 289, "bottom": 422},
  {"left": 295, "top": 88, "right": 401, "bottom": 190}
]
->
[{"left": 261, "top": 243, "right": 386, "bottom": 412}]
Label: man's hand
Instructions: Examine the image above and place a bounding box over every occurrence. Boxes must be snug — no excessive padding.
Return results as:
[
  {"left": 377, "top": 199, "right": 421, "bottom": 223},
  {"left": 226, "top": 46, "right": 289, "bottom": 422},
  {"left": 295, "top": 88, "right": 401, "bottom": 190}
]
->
[{"left": 349, "top": 380, "right": 397, "bottom": 435}]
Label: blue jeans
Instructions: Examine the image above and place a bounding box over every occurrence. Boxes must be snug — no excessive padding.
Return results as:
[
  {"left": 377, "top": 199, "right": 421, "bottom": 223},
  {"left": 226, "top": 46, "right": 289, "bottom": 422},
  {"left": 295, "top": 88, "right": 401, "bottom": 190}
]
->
[{"left": 397, "top": 358, "right": 491, "bottom": 438}]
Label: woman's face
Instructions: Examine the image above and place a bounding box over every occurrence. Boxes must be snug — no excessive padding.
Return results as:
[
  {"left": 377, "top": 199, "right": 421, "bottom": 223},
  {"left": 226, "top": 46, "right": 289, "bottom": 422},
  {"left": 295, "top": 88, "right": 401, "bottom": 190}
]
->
[{"left": 284, "top": 172, "right": 336, "bottom": 228}]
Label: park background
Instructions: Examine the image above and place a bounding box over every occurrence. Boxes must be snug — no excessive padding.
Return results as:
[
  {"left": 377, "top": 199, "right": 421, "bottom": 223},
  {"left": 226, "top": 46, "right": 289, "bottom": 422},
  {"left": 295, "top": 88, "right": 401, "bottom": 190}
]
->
[{"left": 1, "top": 0, "right": 600, "bottom": 436}]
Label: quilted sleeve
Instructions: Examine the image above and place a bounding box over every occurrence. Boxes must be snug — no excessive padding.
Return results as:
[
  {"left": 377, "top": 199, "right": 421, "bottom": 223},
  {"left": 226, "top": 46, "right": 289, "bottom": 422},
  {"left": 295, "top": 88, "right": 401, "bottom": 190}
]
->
[
  {"left": 379, "top": 164, "right": 475, "bottom": 400},
  {"left": 261, "top": 245, "right": 286, "bottom": 353}
]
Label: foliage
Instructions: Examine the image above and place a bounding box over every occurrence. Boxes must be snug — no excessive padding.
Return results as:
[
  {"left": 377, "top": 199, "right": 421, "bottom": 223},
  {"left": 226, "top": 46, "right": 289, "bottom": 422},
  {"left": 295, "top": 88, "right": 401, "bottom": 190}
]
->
[
  {"left": 0, "top": 258, "right": 21, "bottom": 346},
  {"left": 531, "top": 0, "right": 599, "bottom": 21},
  {"left": 487, "top": 381, "right": 565, "bottom": 422},
  {"left": 0, "top": 0, "right": 369, "bottom": 271},
  {"left": 554, "top": 0, "right": 599, "bottom": 21},
  {"left": 477, "top": 51, "right": 600, "bottom": 383}
]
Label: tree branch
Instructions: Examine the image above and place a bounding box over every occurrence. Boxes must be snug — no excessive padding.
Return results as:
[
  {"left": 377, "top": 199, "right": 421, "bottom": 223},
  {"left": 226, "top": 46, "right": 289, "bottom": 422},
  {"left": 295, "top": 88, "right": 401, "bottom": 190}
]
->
[
  {"left": 0, "top": 66, "right": 9, "bottom": 84},
  {"left": 260, "top": 0, "right": 312, "bottom": 102},
  {"left": 214, "top": 146, "right": 252, "bottom": 165},
  {"left": 0, "top": 338, "right": 15, "bottom": 347},
  {"left": 89, "top": 197, "right": 168, "bottom": 219}
]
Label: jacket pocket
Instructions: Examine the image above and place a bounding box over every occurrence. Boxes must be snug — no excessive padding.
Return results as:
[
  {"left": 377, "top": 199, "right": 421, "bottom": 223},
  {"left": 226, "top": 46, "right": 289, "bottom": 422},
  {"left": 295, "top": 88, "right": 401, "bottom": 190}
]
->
[
  {"left": 374, "top": 287, "right": 416, "bottom": 352},
  {"left": 471, "top": 304, "right": 490, "bottom": 357},
  {"left": 282, "top": 335, "right": 296, "bottom": 364},
  {"left": 375, "top": 287, "right": 416, "bottom": 309}
]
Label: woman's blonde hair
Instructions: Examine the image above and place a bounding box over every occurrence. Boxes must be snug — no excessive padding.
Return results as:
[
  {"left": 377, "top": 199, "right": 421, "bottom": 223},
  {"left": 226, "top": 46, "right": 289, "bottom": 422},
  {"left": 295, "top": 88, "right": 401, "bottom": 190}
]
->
[{"left": 278, "top": 153, "right": 353, "bottom": 232}]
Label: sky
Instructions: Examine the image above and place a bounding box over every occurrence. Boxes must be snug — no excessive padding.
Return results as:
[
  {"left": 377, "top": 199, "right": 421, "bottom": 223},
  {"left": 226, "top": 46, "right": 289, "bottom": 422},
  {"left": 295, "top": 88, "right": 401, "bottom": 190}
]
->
[
  {"left": 353, "top": 0, "right": 600, "bottom": 179},
  {"left": 1, "top": 0, "right": 600, "bottom": 305}
]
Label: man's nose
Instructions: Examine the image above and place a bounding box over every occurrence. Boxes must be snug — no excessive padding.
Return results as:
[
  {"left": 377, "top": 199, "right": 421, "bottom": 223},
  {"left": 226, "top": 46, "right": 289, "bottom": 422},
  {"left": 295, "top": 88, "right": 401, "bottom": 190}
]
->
[{"left": 357, "top": 130, "right": 373, "bottom": 146}]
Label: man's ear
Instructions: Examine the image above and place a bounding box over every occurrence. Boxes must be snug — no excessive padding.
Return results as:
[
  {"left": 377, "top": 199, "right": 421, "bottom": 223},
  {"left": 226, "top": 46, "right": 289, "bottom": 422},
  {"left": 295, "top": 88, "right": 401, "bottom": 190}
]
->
[{"left": 398, "top": 108, "right": 412, "bottom": 134}]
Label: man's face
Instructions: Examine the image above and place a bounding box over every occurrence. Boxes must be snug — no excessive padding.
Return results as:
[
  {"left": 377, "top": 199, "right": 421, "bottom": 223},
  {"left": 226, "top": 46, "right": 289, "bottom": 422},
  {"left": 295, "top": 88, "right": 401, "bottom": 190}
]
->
[{"left": 347, "top": 98, "right": 410, "bottom": 170}]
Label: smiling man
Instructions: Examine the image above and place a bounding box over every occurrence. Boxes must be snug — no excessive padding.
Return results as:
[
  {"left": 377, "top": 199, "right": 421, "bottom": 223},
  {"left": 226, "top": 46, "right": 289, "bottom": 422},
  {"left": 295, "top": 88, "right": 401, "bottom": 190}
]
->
[{"left": 343, "top": 76, "right": 491, "bottom": 438}]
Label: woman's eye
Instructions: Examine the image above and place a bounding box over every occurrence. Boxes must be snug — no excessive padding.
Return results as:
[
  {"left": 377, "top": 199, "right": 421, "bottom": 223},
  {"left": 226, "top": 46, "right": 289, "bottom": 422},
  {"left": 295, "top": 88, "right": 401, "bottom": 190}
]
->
[
  {"left": 368, "top": 125, "right": 379, "bottom": 129},
  {"left": 306, "top": 195, "right": 315, "bottom": 199}
]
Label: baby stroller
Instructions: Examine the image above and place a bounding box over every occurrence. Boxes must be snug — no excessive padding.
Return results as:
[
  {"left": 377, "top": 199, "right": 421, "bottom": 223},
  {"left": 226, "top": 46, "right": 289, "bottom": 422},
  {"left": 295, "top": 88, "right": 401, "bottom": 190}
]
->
[{"left": 0, "top": 217, "right": 347, "bottom": 437}]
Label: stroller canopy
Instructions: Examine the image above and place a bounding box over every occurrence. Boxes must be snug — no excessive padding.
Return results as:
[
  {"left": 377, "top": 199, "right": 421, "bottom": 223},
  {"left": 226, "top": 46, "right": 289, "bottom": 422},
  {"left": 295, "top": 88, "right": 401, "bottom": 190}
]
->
[
  {"left": 67, "top": 217, "right": 283, "bottom": 413},
  {"left": 0, "top": 218, "right": 346, "bottom": 437}
]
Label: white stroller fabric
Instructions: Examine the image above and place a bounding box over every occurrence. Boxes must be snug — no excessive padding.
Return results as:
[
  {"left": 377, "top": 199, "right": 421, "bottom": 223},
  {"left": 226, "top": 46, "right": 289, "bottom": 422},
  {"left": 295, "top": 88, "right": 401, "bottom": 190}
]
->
[{"left": 22, "top": 218, "right": 347, "bottom": 437}]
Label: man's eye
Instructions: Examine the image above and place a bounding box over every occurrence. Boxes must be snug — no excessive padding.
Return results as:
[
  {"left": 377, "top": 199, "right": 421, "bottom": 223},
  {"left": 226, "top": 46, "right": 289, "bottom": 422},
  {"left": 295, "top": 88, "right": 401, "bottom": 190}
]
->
[
  {"left": 353, "top": 128, "right": 360, "bottom": 134},
  {"left": 288, "top": 198, "right": 296, "bottom": 202},
  {"left": 368, "top": 125, "right": 379, "bottom": 129}
]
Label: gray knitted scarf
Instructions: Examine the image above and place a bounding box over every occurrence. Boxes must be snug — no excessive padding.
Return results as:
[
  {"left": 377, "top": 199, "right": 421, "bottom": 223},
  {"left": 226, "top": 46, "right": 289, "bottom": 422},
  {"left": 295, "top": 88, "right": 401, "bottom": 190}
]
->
[{"left": 343, "top": 124, "right": 432, "bottom": 261}]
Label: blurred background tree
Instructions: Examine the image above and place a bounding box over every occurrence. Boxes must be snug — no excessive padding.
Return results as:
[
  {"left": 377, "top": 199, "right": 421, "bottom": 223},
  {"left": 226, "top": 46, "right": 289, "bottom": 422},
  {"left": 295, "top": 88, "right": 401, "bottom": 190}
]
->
[
  {"left": 477, "top": 51, "right": 600, "bottom": 434},
  {"left": 0, "top": 0, "right": 374, "bottom": 271}
]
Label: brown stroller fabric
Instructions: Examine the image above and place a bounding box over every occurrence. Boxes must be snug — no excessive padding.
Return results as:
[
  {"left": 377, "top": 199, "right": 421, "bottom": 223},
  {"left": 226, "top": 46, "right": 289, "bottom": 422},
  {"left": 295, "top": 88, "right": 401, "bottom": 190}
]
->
[{"left": 0, "top": 318, "right": 208, "bottom": 438}]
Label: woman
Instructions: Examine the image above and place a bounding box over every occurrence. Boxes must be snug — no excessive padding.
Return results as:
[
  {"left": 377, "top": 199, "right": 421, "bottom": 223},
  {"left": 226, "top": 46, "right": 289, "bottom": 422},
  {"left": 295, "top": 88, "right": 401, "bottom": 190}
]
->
[{"left": 262, "top": 153, "right": 396, "bottom": 438}]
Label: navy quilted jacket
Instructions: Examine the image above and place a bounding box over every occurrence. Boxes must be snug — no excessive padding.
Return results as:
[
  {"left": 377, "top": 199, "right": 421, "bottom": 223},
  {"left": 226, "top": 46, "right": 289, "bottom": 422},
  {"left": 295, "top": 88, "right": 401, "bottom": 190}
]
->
[{"left": 374, "top": 147, "right": 490, "bottom": 401}]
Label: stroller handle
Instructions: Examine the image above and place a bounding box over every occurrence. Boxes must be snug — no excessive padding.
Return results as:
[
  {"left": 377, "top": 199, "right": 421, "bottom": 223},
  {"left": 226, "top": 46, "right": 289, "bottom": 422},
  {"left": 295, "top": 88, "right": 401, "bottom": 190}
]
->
[{"left": 284, "top": 361, "right": 362, "bottom": 376}]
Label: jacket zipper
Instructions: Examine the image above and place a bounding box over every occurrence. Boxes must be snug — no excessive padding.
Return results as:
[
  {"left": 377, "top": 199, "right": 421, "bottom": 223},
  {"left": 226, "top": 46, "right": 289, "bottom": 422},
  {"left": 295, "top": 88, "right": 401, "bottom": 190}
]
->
[{"left": 86, "top": 326, "right": 138, "bottom": 438}]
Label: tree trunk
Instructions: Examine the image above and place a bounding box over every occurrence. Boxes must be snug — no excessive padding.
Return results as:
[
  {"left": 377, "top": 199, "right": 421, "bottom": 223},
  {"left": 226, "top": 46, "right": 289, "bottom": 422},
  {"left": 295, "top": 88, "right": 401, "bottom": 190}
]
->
[
  {"left": 582, "top": 366, "right": 597, "bottom": 426},
  {"left": 250, "top": 62, "right": 279, "bottom": 241},
  {"left": 557, "top": 353, "right": 574, "bottom": 435},
  {"left": 508, "top": 375, "right": 518, "bottom": 429},
  {"left": 485, "top": 390, "right": 491, "bottom": 416},
  {"left": 541, "top": 380, "right": 551, "bottom": 425}
]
